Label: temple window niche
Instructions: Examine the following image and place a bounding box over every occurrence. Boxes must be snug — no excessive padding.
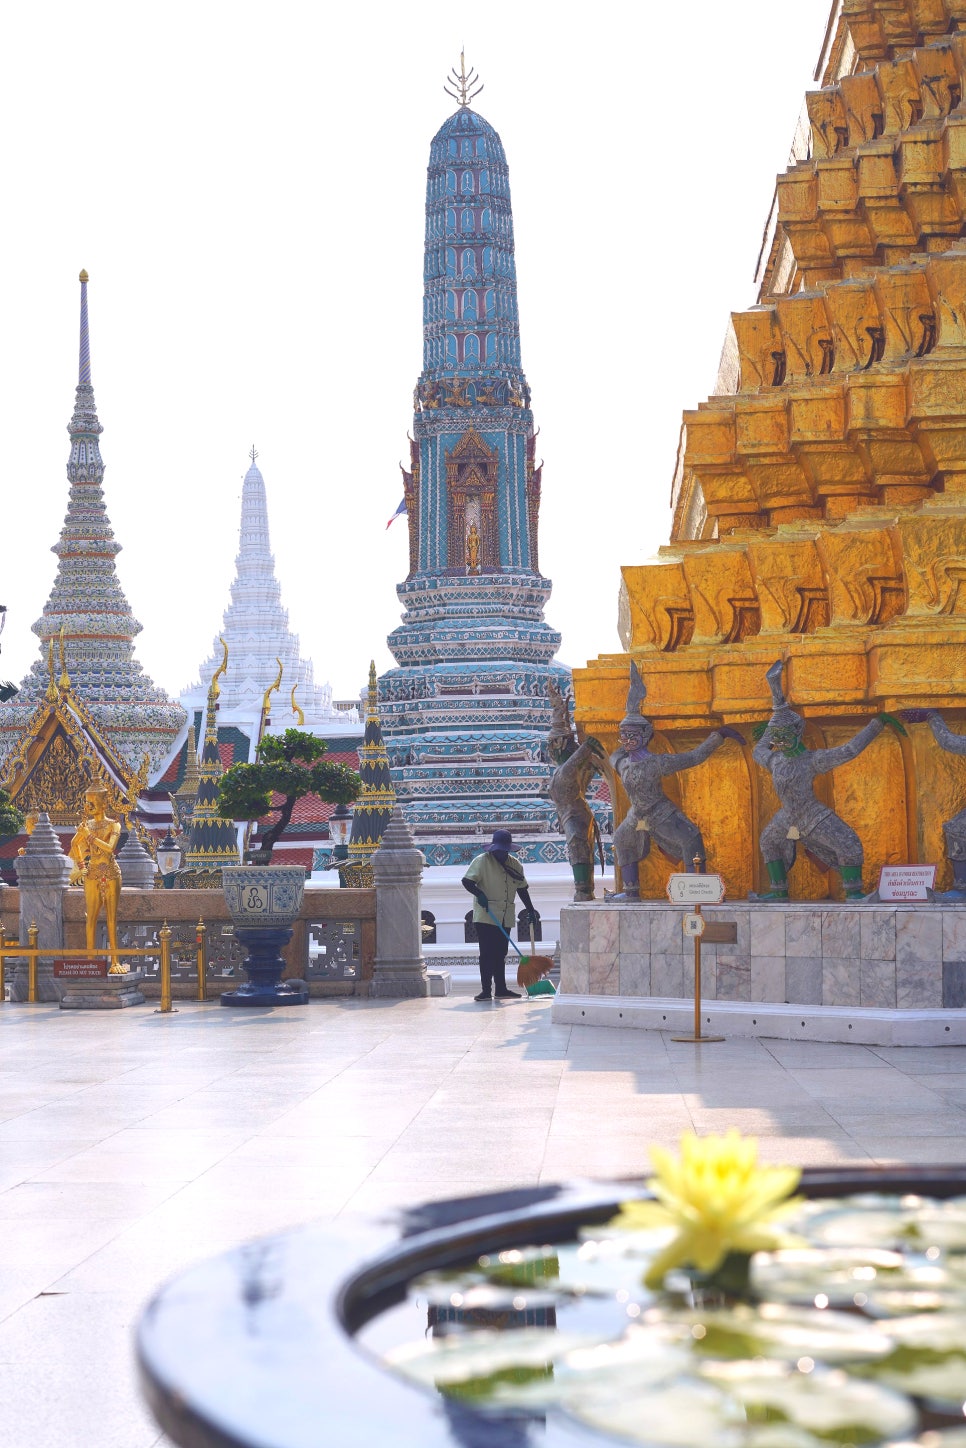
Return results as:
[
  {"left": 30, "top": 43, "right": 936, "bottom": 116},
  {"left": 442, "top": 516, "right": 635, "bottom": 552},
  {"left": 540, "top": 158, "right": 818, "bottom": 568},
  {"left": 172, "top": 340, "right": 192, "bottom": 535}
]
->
[
  {"left": 445, "top": 427, "right": 500, "bottom": 573},
  {"left": 461, "top": 170, "right": 474, "bottom": 193}
]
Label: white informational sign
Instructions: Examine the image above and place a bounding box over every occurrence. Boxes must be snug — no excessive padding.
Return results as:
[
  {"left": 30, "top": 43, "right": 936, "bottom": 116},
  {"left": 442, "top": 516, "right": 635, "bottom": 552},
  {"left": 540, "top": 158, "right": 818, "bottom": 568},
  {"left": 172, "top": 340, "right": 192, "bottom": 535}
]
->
[
  {"left": 666, "top": 874, "right": 726, "bottom": 905},
  {"left": 878, "top": 865, "right": 936, "bottom": 902},
  {"left": 683, "top": 913, "right": 705, "bottom": 938}
]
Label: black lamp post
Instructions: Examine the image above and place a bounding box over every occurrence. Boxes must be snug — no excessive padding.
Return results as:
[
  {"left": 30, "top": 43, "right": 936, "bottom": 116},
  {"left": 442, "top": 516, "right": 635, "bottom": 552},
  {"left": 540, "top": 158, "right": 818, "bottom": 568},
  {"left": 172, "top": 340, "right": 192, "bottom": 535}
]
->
[
  {"left": 157, "top": 828, "right": 182, "bottom": 889},
  {"left": 329, "top": 803, "right": 353, "bottom": 863}
]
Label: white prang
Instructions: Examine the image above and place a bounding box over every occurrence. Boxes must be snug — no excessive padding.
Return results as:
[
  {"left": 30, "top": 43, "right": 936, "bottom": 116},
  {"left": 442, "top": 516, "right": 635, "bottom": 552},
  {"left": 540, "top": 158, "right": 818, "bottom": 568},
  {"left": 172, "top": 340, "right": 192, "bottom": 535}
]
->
[{"left": 181, "top": 457, "right": 359, "bottom": 747}]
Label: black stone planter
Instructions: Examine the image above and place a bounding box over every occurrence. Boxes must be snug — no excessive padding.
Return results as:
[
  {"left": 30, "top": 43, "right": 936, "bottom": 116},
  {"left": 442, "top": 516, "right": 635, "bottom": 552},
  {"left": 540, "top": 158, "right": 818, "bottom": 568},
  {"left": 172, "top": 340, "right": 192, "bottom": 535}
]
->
[
  {"left": 220, "top": 865, "right": 308, "bottom": 1008},
  {"left": 136, "top": 1167, "right": 966, "bottom": 1448},
  {"left": 220, "top": 927, "right": 309, "bottom": 1007}
]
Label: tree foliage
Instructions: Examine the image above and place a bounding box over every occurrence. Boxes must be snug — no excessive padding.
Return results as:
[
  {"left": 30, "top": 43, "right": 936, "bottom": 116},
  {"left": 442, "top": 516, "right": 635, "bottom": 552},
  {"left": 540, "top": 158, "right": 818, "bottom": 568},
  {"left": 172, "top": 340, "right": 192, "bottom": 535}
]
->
[
  {"left": 218, "top": 729, "right": 360, "bottom": 863},
  {"left": 0, "top": 788, "right": 24, "bottom": 839}
]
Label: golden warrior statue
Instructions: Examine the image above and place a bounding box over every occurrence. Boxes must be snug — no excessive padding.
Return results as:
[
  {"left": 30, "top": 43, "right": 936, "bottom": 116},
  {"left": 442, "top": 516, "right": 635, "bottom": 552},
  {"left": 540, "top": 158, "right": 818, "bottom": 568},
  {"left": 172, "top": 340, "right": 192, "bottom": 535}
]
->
[{"left": 69, "top": 783, "right": 124, "bottom": 970}]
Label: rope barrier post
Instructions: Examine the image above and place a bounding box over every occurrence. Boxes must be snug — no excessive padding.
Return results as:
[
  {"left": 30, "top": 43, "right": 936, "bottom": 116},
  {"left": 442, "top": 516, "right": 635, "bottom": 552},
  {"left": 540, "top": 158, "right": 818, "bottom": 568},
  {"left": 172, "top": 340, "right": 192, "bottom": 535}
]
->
[
  {"left": 671, "top": 858, "right": 724, "bottom": 1045},
  {"left": 157, "top": 922, "right": 176, "bottom": 1015},
  {"left": 196, "top": 918, "right": 207, "bottom": 1002},
  {"left": 0, "top": 925, "right": 5, "bottom": 1004},
  {"left": 694, "top": 856, "right": 705, "bottom": 1039},
  {"left": 27, "top": 921, "right": 39, "bottom": 1004}
]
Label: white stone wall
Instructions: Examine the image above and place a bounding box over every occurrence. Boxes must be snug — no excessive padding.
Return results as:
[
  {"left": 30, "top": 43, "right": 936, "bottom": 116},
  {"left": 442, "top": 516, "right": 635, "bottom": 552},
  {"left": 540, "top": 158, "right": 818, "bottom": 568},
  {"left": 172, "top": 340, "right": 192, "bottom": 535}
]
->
[{"left": 560, "top": 902, "right": 966, "bottom": 1011}]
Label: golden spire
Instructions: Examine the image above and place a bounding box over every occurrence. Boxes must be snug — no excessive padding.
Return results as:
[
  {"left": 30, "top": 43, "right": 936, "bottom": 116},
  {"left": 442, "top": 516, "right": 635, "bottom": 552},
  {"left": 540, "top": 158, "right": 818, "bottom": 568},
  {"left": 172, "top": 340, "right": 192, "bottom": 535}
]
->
[
  {"left": 444, "top": 50, "right": 483, "bottom": 109},
  {"left": 262, "top": 657, "right": 283, "bottom": 720},
  {"left": 58, "top": 625, "right": 70, "bottom": 692},
  {"left": 211, "top": 637, "right": 229, "bottom": 702},
  {"left": 255, "top": 657, "right": 283, "bottom": 752},
  {"left": 291, "top": 684, "right": 305, "bottom": 725},
  {"left": 46, "top": 640, "right": 58, "bottom": 702}
]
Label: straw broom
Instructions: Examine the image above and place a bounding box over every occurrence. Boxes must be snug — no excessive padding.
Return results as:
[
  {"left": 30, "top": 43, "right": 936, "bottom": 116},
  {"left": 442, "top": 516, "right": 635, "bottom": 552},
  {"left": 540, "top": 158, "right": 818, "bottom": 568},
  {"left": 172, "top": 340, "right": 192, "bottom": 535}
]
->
[{"left": 481, "top": 905, "right": 554, "bottom": 990}]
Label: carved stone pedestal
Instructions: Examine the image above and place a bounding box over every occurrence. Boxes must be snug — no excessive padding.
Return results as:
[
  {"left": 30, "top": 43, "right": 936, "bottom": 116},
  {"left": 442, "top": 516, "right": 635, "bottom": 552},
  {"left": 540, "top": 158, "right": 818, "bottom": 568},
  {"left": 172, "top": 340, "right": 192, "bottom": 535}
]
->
[
  {"left": 221, "top": 928, "right": 309, "bottom": 1007},
  {"left": 59, "top": 971, "right": 146, "bottom": 1010}
]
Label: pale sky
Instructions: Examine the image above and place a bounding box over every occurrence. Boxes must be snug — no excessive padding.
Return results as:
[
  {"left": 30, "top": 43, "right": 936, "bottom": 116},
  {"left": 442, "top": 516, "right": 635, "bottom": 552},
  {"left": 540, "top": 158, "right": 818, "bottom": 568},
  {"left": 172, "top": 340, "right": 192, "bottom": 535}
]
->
[{"left": 2, "top": 0, "right": 834, "bottom": 703}]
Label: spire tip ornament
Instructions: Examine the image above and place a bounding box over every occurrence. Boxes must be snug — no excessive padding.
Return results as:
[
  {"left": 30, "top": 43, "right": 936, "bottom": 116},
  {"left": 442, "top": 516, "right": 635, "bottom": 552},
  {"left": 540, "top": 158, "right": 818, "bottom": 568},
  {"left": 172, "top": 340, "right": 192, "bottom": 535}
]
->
[
  {"left": 444, "top": 50, "right": 483, "bottom": 109},
  {"left": 78, "top": 269, "right": 88, "bottom": 283}
]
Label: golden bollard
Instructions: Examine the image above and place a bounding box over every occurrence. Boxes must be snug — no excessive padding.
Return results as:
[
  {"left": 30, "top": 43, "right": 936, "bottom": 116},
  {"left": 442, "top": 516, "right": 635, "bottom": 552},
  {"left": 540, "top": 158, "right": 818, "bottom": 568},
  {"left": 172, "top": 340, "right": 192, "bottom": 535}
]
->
[
  {"left": 27, "top": 921, "right": 39, "bottom": 1004},
  {"left": 158, "top": 922, "right": 174, "bottom": 1014},
  {"left": 196, "top": 918, "right": 207, "bottom": 1002}
]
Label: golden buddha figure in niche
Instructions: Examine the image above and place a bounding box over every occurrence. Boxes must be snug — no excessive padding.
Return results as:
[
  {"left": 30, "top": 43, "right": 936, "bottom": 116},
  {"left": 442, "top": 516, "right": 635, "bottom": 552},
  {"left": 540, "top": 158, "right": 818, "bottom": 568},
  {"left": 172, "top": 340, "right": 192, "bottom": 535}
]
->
[{"left": 466, "top": 521, "right": 481, "bottom": 573}]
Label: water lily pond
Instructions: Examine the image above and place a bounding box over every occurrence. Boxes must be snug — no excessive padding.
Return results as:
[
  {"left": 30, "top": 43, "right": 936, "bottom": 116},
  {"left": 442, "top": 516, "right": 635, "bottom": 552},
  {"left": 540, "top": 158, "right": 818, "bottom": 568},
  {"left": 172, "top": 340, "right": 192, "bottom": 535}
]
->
[{"left": 355, "top": 1194, "right": 966, "bottom": 1448}]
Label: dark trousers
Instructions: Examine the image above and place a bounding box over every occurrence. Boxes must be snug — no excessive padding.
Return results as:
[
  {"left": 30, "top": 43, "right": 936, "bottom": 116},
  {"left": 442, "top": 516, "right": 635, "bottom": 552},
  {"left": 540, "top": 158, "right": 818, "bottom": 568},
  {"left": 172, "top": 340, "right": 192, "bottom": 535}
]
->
[{"left": 476, "top": 922, "right": 510, "bottom": 996}]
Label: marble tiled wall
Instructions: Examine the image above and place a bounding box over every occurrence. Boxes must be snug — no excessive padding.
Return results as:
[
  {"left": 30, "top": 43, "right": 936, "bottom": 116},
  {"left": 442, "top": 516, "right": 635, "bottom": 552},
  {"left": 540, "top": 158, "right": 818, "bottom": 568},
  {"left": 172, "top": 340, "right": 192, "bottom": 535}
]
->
[{"left": 559, "top": 903, "right": 966, "bottom": 1010}]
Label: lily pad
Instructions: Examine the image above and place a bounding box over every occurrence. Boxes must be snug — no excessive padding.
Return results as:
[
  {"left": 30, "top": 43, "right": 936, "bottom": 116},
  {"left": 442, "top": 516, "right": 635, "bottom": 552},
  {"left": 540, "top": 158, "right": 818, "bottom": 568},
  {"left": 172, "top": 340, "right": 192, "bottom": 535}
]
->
[
  {"left": 751, "top": 1247, "right": 907, "bottom": 1307},
  {"left": 702, "top": 1361, "right": 917, "bottom": 1444},
  {"left": 795, "top": 1199, "right": 966, "bottom": 1254},
  {"left": 642, "top": 1301, "right": 893, "bottom": 1365},
  {"left": 857, "top": 1313, "right": 966, "bottom": 1403}
]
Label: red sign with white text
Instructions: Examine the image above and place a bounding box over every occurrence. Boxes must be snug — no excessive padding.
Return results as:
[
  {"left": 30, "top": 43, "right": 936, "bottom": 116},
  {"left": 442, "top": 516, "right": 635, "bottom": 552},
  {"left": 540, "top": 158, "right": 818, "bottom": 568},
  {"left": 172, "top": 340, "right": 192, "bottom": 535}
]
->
[{"left": 52, "top": 959, "right": 108, "bottom": 979}]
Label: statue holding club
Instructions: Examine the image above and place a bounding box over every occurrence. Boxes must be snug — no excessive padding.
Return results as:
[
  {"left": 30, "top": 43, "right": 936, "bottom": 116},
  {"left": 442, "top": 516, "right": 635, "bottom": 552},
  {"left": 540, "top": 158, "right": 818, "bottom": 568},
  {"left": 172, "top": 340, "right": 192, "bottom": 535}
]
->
[
  {"left": 901, "top": 708, "right": 966, "bottom": 900},
  {"left": 753, "top": 660, "right": 904, "bottom": 901},
  {"left": 609, "top": 664, "right": 742, "bottom": 901},
  {"left": 546, "top": 680, "right": 616, "bottom": 902}
]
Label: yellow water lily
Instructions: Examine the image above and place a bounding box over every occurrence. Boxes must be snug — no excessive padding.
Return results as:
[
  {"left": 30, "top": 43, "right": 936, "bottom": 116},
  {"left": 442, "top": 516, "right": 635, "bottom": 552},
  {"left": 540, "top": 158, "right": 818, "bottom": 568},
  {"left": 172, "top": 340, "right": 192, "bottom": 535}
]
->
[{"left": 609, "top": 1131, "right": 803, "bottom": 1289}]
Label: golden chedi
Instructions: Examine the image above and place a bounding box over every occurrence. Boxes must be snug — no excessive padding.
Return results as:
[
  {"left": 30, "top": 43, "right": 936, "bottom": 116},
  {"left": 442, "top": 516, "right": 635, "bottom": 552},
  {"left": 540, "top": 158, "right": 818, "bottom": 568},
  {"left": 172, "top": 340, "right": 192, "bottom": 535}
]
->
[{"left": 575, "top": 0, "right": 966, "bottom": 901}]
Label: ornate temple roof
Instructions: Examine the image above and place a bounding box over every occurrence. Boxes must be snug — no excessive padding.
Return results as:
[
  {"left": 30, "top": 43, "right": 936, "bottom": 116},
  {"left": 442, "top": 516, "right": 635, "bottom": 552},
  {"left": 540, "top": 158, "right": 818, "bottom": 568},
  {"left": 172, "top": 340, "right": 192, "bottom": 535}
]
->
[
  {"left": 0, "top": 272, "right": 184, "bottom": 780},
  {"left": 0, "top": 643, "right": 148, "bottom": 828},
  {"left": 184, "top": 451, "right": 353, "bottom": 731}
]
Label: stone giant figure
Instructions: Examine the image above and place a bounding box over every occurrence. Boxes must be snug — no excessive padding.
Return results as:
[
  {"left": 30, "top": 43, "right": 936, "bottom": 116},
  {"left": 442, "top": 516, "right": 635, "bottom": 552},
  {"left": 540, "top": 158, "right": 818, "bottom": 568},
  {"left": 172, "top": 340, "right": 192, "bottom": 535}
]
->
[
  {"left": 610, "top": 664, "right": 740, "bottom": 901},
  {"left": 754, "top": 661, "right": 902, "bottom": 901},
  {"left": 902, "top": 709, "right": 966, "bottom": 899},
  {"left": 546, "top": 681, "right": 615, "bottom": 902}
]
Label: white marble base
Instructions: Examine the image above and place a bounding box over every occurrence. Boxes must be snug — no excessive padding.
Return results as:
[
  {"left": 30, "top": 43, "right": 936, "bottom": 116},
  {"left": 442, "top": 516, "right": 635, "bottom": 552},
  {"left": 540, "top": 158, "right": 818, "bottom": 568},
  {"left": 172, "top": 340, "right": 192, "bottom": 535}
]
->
[
  {"left": 556, "top": 900, "right": 966, "bottom": 1045},
  {"left": 560, "top": 901, "right": 966, "bottom": 1009},
  {"left": 551, "top": 994, "right": 966, "bottom": 1046}
]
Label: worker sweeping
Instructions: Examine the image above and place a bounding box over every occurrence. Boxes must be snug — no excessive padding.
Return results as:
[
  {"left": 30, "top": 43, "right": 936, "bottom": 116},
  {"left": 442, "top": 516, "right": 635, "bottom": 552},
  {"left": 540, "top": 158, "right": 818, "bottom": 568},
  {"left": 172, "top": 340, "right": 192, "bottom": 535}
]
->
[{"left": 461, "top": 830, "right": 537, "bottom": 1001}]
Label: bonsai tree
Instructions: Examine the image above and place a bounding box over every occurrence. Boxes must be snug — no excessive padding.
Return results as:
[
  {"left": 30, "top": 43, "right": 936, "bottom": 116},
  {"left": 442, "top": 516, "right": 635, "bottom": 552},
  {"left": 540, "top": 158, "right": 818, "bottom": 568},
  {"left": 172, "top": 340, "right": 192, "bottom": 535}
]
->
[
  {"left": 0, "top": 788, "right": 24, "bottom": 839},
  {"left": 218, "top": 729, "right": 361, "bottom": 865}
]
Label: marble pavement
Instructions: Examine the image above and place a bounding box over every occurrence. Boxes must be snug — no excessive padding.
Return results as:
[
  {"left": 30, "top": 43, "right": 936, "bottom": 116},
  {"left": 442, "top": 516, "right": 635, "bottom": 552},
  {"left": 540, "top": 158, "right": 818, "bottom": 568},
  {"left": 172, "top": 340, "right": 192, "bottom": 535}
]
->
[{"left": 4, "top": 979, "right": 966, "bottom": 1445}]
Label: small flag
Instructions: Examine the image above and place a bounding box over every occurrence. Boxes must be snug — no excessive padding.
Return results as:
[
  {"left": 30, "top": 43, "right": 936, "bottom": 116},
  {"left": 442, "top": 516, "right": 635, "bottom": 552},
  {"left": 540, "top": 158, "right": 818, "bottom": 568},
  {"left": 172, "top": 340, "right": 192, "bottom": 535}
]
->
[{"left": 386, "top": 498, "right": 406, "bottom": 529}]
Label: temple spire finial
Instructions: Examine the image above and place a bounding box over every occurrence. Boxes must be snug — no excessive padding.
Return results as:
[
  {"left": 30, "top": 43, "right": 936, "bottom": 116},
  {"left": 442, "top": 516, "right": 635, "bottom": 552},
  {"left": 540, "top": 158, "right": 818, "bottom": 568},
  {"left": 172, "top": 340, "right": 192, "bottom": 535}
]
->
[
  {"left": 444, "top": 50, "right": 483, "bottom": 109},
  {"left": 249, "top": 444, "right": 258, "bottom": 466},
  {"left": 78, "top": 270, "right": 91, "bottom": 386}
]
